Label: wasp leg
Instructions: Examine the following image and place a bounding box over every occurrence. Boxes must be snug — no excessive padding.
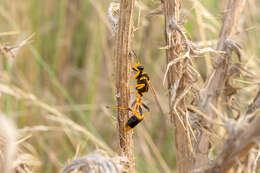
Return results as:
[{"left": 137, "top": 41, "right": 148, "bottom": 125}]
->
[
  {"left": 134, "top": 94, "right": 143, "bottom": 111},
  {"left": 130, "top": 94, "right": 140, "bottom": 108},
  {"left": 141, "top": 102, "right": 150, "bottom": 112},
  {"left": 138, "top": 105, "right": 143, "bottom": 115},
  {"left": 135, "top": 99, "right": 149, "bottom": 117},
  {"left": 106, "top": 106, "right": 131, "bottom": 111},
  {"left": 141, "top": 111, "right": 150, "bottom": 120}
]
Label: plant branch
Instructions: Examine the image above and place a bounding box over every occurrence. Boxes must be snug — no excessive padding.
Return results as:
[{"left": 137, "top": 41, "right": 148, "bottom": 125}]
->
[
  {"left": 195, "top": 0, "right": 246, "bottom": 167},
  {"left": 162, "top": 0, "right": 195, "bottom": 172},
  {"left": 115, "top": 0, "right": 135, "bottom": 172},
  {"left": 246, "top": 87, "right": 260, "bottom": 115},
  {"left": 204, "top": 114, "right": 260, "bottom": 173}
]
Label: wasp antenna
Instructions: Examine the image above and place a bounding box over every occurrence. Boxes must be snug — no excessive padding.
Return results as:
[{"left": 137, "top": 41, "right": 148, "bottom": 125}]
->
[{"left": 131, "top": 50, "right": 141, "bottom": 64}]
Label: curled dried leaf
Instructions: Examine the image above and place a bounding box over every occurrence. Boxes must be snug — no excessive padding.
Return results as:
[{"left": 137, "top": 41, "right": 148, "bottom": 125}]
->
[{"left": 224, "top": 39, "right": 242, "bottom": 61}]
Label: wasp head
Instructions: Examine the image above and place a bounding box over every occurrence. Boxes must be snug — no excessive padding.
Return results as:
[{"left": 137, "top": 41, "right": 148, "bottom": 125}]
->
[{"left": 132, "top": 65, "right": 144, "bottom": 72}]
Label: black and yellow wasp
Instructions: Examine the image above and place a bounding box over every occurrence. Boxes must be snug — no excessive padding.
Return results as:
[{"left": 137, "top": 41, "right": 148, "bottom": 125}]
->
[{"left": 107, "top": 50, "right": 152, "bottom": 131}]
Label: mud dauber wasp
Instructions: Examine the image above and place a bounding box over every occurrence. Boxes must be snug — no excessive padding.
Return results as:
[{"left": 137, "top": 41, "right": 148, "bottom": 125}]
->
[{"left": 107, "top": 50, "right": 163, "bottom": 131}]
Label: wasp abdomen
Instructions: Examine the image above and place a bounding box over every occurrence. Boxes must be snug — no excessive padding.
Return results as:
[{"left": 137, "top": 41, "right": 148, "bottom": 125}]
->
[{"left": 125, "top": 115, "right": 142, "bottom": 131}]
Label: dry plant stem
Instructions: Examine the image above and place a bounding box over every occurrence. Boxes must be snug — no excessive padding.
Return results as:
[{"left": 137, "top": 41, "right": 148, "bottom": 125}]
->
[
  {"left": 204, "top": 115, "right": 260, "bottom": 173},
  {"left": 162, "top": 0, "right": 194, "bottom": 172},
  {"left": 196, "top": 0, "right": 246, "bottom": 167},
  {"left": 246, "top": 88, "right": 260, "bottom": 115},
  {"left": 239, "top": 88, "right": 260, "bottom": 172},
  {"left": 115, "top": 0, "right": 135, "bottom": 172}
]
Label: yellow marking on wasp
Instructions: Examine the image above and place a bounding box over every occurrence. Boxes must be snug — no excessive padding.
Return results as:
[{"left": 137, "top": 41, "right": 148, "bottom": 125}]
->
[
  {"left": 134, "top": 72, "right": 140, "bottom": 79},
  {"left": 136, "top": 83, "right": 146, "bottom": 89},
  {"left": 131, "top": 109, "right": 142, "bottom": 119},
  {"left": 125, "top": 125, "right": 132, "bottom": 131},
  {"left": 140, "top": 77, "right": 147, "bottom": 80}
]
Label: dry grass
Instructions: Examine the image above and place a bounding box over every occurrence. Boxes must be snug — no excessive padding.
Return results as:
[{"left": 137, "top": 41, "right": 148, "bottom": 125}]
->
[
  {"left": 0, "top": 0, "right": 259, "bottom": 172},
  {"left": 0, "top": 115, "right": 41, "bottom": 173}
]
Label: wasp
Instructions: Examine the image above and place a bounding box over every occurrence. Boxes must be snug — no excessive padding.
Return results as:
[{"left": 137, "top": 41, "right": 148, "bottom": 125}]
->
[
  {"left": 128, "top": 50, "right": 165, "bottom": 130},
  {"left": 107, "top": 51, "right": 151, "bottom": 131},
  {"left": 107, "top": 50, "right": 163, "bottom": 131}
]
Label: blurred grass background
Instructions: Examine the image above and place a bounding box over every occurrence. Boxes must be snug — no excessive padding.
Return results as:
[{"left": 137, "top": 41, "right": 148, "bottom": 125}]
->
[{"left": 0, "top": 0, "right": 259, "bottom": 172}]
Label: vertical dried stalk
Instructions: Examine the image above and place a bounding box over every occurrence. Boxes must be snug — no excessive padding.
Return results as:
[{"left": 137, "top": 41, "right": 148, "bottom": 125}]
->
[
  {"left": 115, "top": 0, "right": 135, "bottom": 172},
  {"left": 163, "top": 0, "right": 195, "bottom": 172},
  {"left": 195, "top": 0, "right": 246, "bottom": 168}
]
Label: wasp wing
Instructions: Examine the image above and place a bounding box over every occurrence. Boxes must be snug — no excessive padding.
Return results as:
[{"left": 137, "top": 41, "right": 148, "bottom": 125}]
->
[{"left": 146, "top": 79, "right": 166, "bottom": 117}]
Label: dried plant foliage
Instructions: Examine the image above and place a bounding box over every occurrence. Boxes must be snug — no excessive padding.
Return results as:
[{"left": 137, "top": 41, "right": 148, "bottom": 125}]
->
[
  {"left": 161, "top": 0, "right": 260, "bottom": 172},
  {"left": 0, "top": 115, "right": 16, "bottom": 173},
  {"left": 60, "top": 150, "right": 129, "bottom": 173},
  {"left": 203, "top": 113, "right": 260, "bottom": 173},
  {"left": 0, "top": 34, "right": 34, "bottom": 68},
  {"left": 162, "top": 0, "right": 198, "bottom": 172},
  {"left": 0, "top": 115, "right": 41, "bottom": 173},
  {"left": 1, "top": 1, "right": 260, "bottom": 173}
]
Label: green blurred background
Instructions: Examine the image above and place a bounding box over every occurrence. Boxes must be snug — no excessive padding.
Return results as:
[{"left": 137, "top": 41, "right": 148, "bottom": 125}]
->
[{"left": 0, "top": 0, "right": 259, "bottom": 172}]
